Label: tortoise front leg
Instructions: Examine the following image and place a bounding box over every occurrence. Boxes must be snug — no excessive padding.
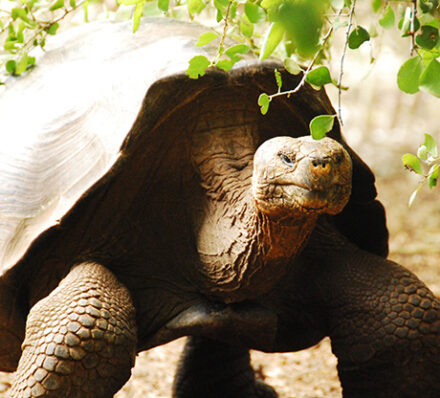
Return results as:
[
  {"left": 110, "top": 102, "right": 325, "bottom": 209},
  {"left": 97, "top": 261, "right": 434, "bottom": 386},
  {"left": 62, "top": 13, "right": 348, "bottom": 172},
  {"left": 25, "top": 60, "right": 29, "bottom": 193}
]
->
[
  {"left": 325, "top": 252, "right": 440, "bottom": 397},
  {"left": 295, "top": 227, "right": 440, "bottom": 398},
  {"left": 173, "top": 336, "right": 277, "bottom": 398},
  {"left": 10, "top": 262, "right": 137, "bottom": 398}
]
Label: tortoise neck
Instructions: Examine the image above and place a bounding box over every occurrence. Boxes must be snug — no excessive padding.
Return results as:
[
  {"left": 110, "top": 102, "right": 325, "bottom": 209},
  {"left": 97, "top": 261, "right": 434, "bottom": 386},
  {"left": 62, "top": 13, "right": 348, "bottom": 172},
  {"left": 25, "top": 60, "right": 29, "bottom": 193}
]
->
[
  {"left": 254, "top": 205, "right": 318, "bottom": 264},
  {"left": 195, "top": 193, "right": 318, "bottom": 303}
]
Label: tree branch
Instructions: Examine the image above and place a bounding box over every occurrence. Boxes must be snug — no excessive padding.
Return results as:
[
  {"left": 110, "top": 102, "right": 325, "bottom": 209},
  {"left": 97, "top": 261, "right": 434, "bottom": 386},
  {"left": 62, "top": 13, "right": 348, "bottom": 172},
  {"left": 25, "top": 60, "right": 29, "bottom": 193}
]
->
[{"left": 337, "top": 0, "right": 356, "bottom": 126}]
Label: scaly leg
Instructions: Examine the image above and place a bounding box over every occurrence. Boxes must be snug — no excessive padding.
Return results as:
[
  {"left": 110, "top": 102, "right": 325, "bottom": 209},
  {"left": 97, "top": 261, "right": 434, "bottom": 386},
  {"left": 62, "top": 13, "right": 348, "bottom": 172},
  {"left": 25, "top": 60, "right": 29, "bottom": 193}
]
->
[
  {"left": 10, "top": 262, "right": 137, "bottom": 398},
  {"left": 299, "top": 225, "right": 440, "bottom": 397}
]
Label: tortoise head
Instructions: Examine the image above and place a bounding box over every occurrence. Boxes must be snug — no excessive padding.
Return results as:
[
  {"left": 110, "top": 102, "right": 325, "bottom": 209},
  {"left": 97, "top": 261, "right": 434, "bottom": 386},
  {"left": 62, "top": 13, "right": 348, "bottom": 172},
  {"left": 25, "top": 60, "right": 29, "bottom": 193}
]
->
[{"left": 252, "top": 136, "right": 352, "bottom": 219}]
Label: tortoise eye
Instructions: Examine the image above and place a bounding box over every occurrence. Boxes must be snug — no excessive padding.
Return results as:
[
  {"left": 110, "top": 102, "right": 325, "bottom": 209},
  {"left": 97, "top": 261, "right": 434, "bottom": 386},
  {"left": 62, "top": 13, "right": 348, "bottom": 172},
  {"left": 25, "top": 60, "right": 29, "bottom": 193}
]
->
[{"left": 280, "top": 154, "right": 294, "bottom": 167}]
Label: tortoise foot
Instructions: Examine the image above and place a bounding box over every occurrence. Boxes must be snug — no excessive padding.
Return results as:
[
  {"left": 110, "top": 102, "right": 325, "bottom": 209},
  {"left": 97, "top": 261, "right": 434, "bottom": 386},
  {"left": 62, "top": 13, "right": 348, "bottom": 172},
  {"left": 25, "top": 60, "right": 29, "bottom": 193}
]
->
[{"left": 10, "top": 262, "right": 137, "bottom": 398}]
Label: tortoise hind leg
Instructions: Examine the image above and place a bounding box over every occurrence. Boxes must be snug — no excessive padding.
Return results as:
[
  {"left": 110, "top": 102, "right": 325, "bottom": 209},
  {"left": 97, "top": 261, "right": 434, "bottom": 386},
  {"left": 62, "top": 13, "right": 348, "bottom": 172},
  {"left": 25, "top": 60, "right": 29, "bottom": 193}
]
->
[
  {"left": 10, "top": 262, "right": 137, "bottom": 398},
  {"left": 173, "top": 336, "right": 277, "bottom": 398}
]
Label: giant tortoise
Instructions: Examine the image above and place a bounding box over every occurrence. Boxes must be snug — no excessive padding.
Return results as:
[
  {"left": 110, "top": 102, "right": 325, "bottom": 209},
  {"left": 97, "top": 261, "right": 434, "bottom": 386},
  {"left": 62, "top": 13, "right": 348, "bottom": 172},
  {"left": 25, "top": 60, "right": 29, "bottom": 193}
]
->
[{"left": 0, "top": 18, "right": 439, "bottom": 398}]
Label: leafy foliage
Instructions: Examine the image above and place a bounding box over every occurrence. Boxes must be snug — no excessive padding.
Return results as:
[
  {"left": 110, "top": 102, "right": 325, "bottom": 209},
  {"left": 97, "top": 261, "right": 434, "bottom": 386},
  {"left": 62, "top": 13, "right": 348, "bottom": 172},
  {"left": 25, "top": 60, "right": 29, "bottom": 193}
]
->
[
  {"left": 309, "top": 115, "right": 336, "bottom": 140},
  {"left": 402, "top": 134, "right": 439, "bottom": 206},
  {"left": 0, "top": 0, "right": 439, "bottom": 203},
  {"left": 348, "top": 26, "right": 370, "bottom": 49}
]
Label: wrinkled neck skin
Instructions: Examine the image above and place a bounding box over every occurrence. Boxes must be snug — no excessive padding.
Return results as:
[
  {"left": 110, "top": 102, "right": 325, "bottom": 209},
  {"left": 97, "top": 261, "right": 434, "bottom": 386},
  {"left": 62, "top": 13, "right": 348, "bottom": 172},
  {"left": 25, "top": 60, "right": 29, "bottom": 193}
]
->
[
  {"left": 191, "top": 116, "right": 318, "bottom": 303},
  {"left": 195, "top": 188, "right": 317, "bottom": 303}
]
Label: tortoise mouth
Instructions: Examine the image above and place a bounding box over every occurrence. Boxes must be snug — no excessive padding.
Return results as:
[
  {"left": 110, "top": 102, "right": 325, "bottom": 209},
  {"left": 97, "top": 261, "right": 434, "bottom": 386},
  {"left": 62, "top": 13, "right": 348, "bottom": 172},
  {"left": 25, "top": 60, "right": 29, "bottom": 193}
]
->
[
  {"left": 257, "top": 181, "right": 348, "bottom": 216},
  {"left": 280, "top": 183, "right": 330, "bottom": 212}
]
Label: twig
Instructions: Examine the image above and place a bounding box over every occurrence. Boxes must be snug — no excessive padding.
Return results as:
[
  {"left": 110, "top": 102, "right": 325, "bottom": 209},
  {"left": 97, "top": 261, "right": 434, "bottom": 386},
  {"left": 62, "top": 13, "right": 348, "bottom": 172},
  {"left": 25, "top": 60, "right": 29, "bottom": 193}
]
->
[
  {"left": 1, "top": 1, "right": 86, "bottom": 78},
  {"left": 269, "top": 24, "right": 335, "bottom": 100},
  {"left": 213, "top": 0, "right": 232, "bottom": 65},
  {"left": 337, "top": 0, "right": 356, "bottom": 126},
  {"left": 410, "top": 0, "right": 417, "bottom": 56}
]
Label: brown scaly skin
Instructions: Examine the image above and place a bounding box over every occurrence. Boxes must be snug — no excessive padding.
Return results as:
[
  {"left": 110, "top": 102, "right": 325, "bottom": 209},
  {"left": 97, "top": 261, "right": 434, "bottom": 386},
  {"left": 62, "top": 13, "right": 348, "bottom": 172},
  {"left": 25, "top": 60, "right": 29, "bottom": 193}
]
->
[
  {"left": 10, "top": 263, "right": 137, "bottom": 398},
  {"left": 173, "top": 221, "right": 440, "bottom": 398},
  {"left": 4, "top": 134, "right": 440, "bottom": 397},
  {"left": 3, "top": 136, "right": 352, "bottom": 397},
  {"left": 193, "top": 135, "right": 352, "bottom": 302}
]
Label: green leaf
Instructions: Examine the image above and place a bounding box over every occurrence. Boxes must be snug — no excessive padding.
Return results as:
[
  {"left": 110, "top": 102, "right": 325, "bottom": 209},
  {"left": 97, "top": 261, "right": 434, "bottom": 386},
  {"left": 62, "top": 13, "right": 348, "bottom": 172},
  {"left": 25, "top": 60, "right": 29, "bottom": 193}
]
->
[
  {"left": 260, "top": 22, "right": 284, "bottom": 60},
  {"left": 419, "top": 58, "right": 440, "bottom": 97},
  {"left": 196, "top": 32, "right": 218, "bottom": 47},
  {"left": 4, "top": 41, "right": 18, "bottom": 51},
  {"left": 70, "top": 0, "right": 76, "bottom": 8},
  {"left": 225, "top": 44, "right": 250, "bottom": 57},
  {"left": 371, "top": 0, "right": 382, "bottom": 13},
  {"left": 244, "top": 2, "right": 265, "bottom": 23},
  {"left": 186, "top": 55, "right": 210, "bottom": 79},
  {"left": 397, "top": 56, "right": 423, "bottom": 94},
  {"left": 132, "top": 2, "right": 143, "bottom": 33},
  {"left": 17, "top": 22, "right": 25, "bottom": 43},
  {"left": 11, "top": 7, "right": 28, "bottom": 21},
  {"left": 8, "top": 23, "right": 16, "bottom": 37},
  {"left": 188, "top": 0, "right": 206, "bottom": 16},
  {"left": 348, "top": 26, "right": 370, "bottom": 49},
  {"left": 216, "top": 59, "right": 235, "bottom": 71},
  {"left": 378, "top": 5, "right": 395, "bottom": 29},
  {"left": 423, "top": 133, "right": 438, "bottom": 157},
  {"left": 213, "top": 0, "right": 227, "bottom": 17},
  {"left": 278, "top": 0, "right": 327, "bottom": 58},
  {"left": 260, "top": 0, "right": 283, "bottom": 15},
  {"left": 230, "top": 1, "right": 237, "bottom": 19},
  {"left": 15, "top": 54, "right": 29, "bottom": 75},
  {"left": 284, "top": 58, "right": 302, "bottom": 75},
  {"left": 306, "top": 66, "right": 332, "bottom": 86},
  {"left": 309, "top": 115, "right": 336, "bottom": 140},
  {"left": 415, "top": 25, "right": 439, "bottom": 50},
  {"left": 5, "top": 60, "right": 16, "bottom": 74},
  {"left": 428, "top": 164, "right": 439, "bottom": 188},
  {"left": 158, "top": 0, "right": 169, "bottom": 12},
  {"left": 419, "top": 0, "right": 438, "bottom": 13},
  {"left": 240, "top": 17, "right": 254, "bottom": 38},
  {"left": 46, "top": 22, "right": 59, "bottom": 35},
  {"left": 49, "top": 0, "right": 64, "bottom": 11},
  {"left": 274, "top": 69, "right": 282, "bottom": 92},
  {"left": 402, "top": 153, "right": 423, "bottom": 174},
  {"left": 258, "top": 93, "right": 270, "bottom": 115}
]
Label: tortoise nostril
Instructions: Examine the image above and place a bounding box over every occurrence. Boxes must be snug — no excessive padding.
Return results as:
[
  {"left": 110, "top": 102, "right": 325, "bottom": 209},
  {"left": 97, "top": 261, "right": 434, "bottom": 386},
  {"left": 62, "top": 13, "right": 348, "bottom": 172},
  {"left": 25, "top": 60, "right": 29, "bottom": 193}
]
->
[{"left": 311, "top": 158, "right": 331, "bottom": 175}]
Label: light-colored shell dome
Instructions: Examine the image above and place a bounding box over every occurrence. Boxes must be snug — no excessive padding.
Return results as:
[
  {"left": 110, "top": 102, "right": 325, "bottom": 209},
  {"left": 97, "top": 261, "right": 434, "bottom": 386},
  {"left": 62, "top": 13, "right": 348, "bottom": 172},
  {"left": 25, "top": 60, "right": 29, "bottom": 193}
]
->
[{"left": 0, "top": 19, "right": 225, "bottom": 273}]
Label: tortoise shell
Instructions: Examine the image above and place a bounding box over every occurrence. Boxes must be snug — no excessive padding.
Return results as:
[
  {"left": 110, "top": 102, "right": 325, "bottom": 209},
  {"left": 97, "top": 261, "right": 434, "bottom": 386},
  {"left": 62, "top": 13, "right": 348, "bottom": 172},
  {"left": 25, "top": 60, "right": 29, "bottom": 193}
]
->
[{"left": 0, "top": 17, "right": 388, "bottom": 282}]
